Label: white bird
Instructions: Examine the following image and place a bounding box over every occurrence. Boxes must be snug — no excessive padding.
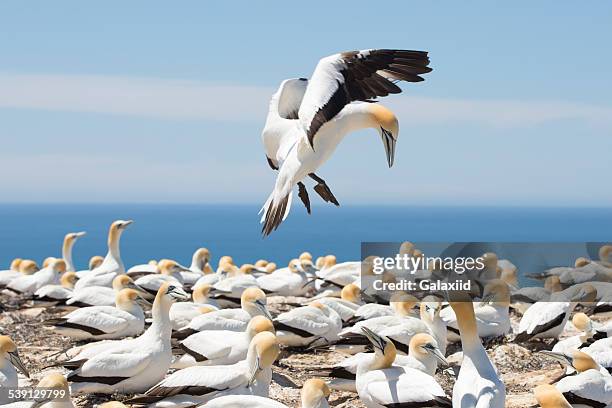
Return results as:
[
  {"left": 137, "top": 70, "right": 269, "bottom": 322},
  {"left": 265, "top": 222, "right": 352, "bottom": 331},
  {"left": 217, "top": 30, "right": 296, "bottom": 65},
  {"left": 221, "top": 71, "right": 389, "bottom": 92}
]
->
[
  {"left": 355, "top": 327, "right": 451, "bottom": 408},
  {"left": 64, "top": 282, "right": 190, "bottom": 394},
  {"left": 316, "top": 283, "right": 363, "bottom": 323},
  {"left": 544, "top": 350, "right": 612, "bottom": 407},
  {"left": 580, "top": 337, "right": 612, "bottom": 374},
  {"left": 273, "top": 301, "right": 342, "bottom": 347},
  {"left": 125, "top": 331, "right": 281, "bottom": 407},
  {"left": 0, "top": 336, "right": 29, "bottom": 392},
  {"left": 0, "top": 258, "right": 27, "bottom": 287},
  {"left": 74, "top": 255, "right": 105, "bottom": 279},
  {"left": 256, "top": 259, "right": 311, "bottom": 296},
  {"left": 134, "top": 260, "right": 190, "bottom": 296},
  {"left": 552, "top": 313, "right": 597, "bottom": 354},
  {"left": 320, "top": 332, "right": 447, "bottom": 392},
  {"left": 45, "top": 288, "right": 147, "bottom": 340},
  {"left": 169, "top": 284, "right": 220, "bottom": 330},
  {"left": 172, "top": 315, "right": 275, "bottom": 369},
  {"left": 260, "top": 49, "right": 431, "bottom": 235},
  {"left": 34, "top": 271, "right": 78, "bottom": 303},
  {"left": 1, "top": 373, "right": 75, "bottom": 408},
  {"left": 60, "top": 231, "right": 87, "bottom": 272},
  {"left": 74, "top": 220, "right": 132, "bottom": 290},
  {"left": 419, "top": 297, "right": 448, "bottom": 356},
  {"left": 174, "top": 287, "right": 272, "bottom": 339},
  {"left": 533, "top": 384, "right": 572, "bottom": 408},
  {"left": 66, "top": 274, "right": 144, "bottom": 307},
  {"left": 442, "top": 280, "right": 511, "bottom": 341},
  {"left": 334, "top": 297, "right": 429, "bottom": 355},
  {"left": 516, "top": 285, "right": 597, "bottom": 342},
  {"left": 180, "top": 248, "right": 213, "bottom": 286},
  {"left": 450, "top": 292, "right": 505, "bottom": 408},
  {"left": 7, "top": 258, "right": 66, "bottom": 295}
]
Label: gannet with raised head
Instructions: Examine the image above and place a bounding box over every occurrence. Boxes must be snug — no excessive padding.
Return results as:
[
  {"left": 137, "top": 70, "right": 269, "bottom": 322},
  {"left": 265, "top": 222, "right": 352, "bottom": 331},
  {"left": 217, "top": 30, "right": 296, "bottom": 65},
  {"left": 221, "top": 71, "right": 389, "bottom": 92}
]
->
[
  {"left": 7, "top": 258, "right": 66, "bottom": 295},
  {"left": 172, "top": 315, "right": 275, "bottom": 368},
  {"left": 66, "top": 274, "right": 144, "bottom": 307},
  {"left": 260, "top": 49, "right": 431, "bottom": 235},
  {"left": 516, "top": 285, "right": 597, "bottom": 342},
  {"left": 74, "top": 220, "right": 132, "bottom": 290},
  {"left": 174, "top": 287, "right": 271, "bottom": 338},
  {"left": 273, "top": 301, "right": 342, "bottom": 347},
  {"left": 179, "top": 248, "right": 212, "bottom": 285},
  {"left": 61, "top": 231, "right": 86, "bottom": 272},
  {"left": 45, "top": 288, "right": 147, "bottom": 340},
  {"left": 34, "top": 271, "right": 78, "bottom": 303},
  {"left": 126, "top": 331, "right": 281, "bottom": 407},
  {"left": 66, "top": 282, "right": 189, "bottom": 394},
  {"left": 355, "top": 327, "right": 451, "bottom": 408},
  {"left": 450, "top": 292, "right": 505, "bottom": 408},
  {"left": 0, "top": 336, "right": 29, "bottom": 392}
]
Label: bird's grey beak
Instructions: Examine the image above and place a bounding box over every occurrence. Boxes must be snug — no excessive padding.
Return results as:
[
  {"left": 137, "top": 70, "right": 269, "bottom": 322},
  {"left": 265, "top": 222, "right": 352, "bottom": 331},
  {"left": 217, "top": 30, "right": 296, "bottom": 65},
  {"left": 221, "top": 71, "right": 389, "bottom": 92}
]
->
[
  {"left": 177, "top": 265, "right": 192, "bottom": 273},
  {"left": 168, "top": 286, "right": 190, "bottom": 301},
  {"left": 120, "top": 220, "right": 134, "bottom": 229},
  {"left": 8, "top": 351, "right": 29, "bottom": 378},
  {"left": 136, "top": 292, "right": 152, "bottom": 307},
  {"left": 127, "top": 281, "right": 148, "bottom": 294},
  {"left": 426, "top": 345, "right": 448, "bottom": 365},
  {"left": 361, "top": 327, "right": 385, "bottom": 351},
  {"left": 381, "top": 128, "right": 396, "bottom": 168},
  {"left": 74, "top": 231, "right": 87, "bottom": 238},
  {"left": 255, "top": 299, "right": 273, "bottom": 321}
]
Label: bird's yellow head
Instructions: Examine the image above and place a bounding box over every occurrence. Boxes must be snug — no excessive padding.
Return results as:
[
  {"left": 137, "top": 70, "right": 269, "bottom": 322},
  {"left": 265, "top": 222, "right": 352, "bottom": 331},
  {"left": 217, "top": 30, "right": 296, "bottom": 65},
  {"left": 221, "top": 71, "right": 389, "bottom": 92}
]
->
[{"left": 340, "top": 283, "right": 361, "bottom": 303}]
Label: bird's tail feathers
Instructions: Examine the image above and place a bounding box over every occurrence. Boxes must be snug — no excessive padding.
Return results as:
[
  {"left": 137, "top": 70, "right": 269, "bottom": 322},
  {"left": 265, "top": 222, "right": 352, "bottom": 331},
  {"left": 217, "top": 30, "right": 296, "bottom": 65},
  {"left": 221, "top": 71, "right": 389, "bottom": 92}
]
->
[{"left": 261, "top": 190, "right": 293, "bottom": 236}]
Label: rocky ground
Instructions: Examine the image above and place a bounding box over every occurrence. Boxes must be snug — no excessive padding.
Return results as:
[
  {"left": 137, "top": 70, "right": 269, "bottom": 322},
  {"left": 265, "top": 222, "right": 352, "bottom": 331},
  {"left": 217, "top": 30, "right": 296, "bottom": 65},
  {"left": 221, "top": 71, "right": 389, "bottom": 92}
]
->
[{"left": 1, "top": 292, "right": 609, "bottom": 408}]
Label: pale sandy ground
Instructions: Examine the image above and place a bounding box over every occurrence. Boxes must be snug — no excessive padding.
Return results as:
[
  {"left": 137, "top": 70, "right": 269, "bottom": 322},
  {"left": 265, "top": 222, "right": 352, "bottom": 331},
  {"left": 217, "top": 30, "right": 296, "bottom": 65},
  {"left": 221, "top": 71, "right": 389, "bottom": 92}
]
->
[{"left": 1, "top": 292, "right": 610, "bottom": 408}]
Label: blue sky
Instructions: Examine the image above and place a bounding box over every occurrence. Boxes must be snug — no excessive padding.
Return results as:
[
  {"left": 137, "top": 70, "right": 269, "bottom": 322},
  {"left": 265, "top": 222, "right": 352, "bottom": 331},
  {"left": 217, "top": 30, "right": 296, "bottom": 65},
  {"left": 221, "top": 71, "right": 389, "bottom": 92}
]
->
[{"left": 1, "top": 2, "right": 611, "bottom": 206}]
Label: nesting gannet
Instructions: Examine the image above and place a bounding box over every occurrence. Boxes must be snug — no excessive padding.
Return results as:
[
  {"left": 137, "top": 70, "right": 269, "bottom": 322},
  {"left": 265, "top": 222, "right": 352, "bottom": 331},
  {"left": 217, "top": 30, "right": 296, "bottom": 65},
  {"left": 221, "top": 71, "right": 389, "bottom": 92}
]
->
[
  {"left": 66, "top": 282, "right": 189, "bottom": 394},
  {"left": 450, "top": 293, "right": 505, "bottom": 408},
  {"left": 544, "top": 350, "right": 612, "bottom": 407},
  {"left": 172, "top": 315, "right": 275, "bottom": 368},
  {"left": 74, "top": 220, "right": 132, "bottom": 290},
  {"left": 355, "top": 327, "right": 451, "bottom": 408},
  {"left": 45, "top": 288, "right": 147, "bottom": 340},
  {"left": 179, "top": 248, "right": 212, "bottom": 285},
  {"left": 7, "top": 258, "right": 66, "bottom": 295},
  {"left": 0, "top": 336, "right": 29, "bottom": 391},
  {"left": 534, "top": 384, "right": 572, "bottom": 408},
  {"left": 134, "top": 260, "right": 190, "bottom": 295},
  {"left": 88, "top": 255, "right": 104, "bottom": 270},
  {"left": 211, "top": 265, "right": 262, "bottom": 307},
  {"left": 66, "top": 274, "right": 144, "bottom": 307},
  {"left": 274, "top": 301, "right": 342, "bottom": 347},
  {"left": 315, "top": 259, "right": 360, "bottom": 290},
  {"left": 174, "top": 287, "right": 272, "bottom": 338},
  {"left": 319, "top": 332, "right": 446, "bottom": 392},
  {"left": 516, "top": 285, "right": 597, "bottom": 342},
  {"left": 260, "top": 49, "right": 431, "bottom": 235},
  {"left": 551, "top": 313, "right": 597, "bottom": 354},
  {"left": 532, "top": 257, "right": 612, "bottom": 286},
  {"left": 333, "top": 296, "right": 428, "bottom": 355},
  {"left": 419, "top": 296, "right": 448, "bottom": 355},
  {"left": 34, "top": 271, "right": 78, "bottom": 303},
  {"left": 0, "top": 258, "right": 25, "bottom": 287},
  {"left": 316, "top": 283, "right": 363, "bottom": 324},
  {"left": 126, "top": 331, "right": 281, "bottom": 407},
  {"left": 169, "top": 284, "right": 220, "bottom": 330},
  {"left": 442, "top": 279, "right": 511, "bottom": 341},
  {"left": 256, "top": 259, "right": 310, "bottom": 296}
]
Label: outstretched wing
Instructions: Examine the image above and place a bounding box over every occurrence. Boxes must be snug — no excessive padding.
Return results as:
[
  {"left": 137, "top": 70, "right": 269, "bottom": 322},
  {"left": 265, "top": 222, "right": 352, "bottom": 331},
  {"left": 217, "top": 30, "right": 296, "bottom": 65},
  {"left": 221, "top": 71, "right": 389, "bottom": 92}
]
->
[
  {"left": 277, "top": 78, "right": 309, "bottom": 119},
  {"left": 298, "top": 49, "right": 431, "bottom": 147}
]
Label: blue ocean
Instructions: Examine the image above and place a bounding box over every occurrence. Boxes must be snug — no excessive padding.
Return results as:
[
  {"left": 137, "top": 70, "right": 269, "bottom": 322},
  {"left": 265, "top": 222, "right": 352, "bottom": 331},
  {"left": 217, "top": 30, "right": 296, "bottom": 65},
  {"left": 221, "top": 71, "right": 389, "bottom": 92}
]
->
[{"left": 1, "top": 204, "right": 611, "bottom": 286}]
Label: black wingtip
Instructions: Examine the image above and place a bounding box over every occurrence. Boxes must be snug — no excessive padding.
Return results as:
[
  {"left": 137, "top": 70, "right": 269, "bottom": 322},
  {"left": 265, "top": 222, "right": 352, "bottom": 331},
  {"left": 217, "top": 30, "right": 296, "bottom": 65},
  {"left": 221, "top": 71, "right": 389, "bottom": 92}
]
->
[{"left": 261, "top": 194, "right": 290, "bottom": 237}]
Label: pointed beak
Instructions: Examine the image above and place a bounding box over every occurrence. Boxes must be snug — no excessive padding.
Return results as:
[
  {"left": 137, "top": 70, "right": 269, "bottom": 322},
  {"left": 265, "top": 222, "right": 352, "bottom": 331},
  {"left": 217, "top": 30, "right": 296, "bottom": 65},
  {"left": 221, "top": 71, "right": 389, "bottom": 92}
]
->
[
  {"left": 136, "top": 292, "right": 152, "bottom": 307},
  {"left": 8, "top": 351, "right": 29, "bottom": 378},
  {"left": 127, "top": 281, "right": 148, "bottom": 294},
  {"left": 255, "top": 300, "right": 273, "bottom": 321},
  {"left": 429, "top": 347, "right": 448, "bottom": 366},
  {"left": 169, "top": 286, "right": 190, "bottom": 301},
  {"left": 539, "top": 350, "right": 571, "bottom": 366},
  {"left": 361, "top": 327, "right": 384, "bottom": 351},
  {"left": 381, "top": 128, "right": 396, "bottom": 168},
  {"left": 120, "top": 220, "right": 134, "bottom": 229}
]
